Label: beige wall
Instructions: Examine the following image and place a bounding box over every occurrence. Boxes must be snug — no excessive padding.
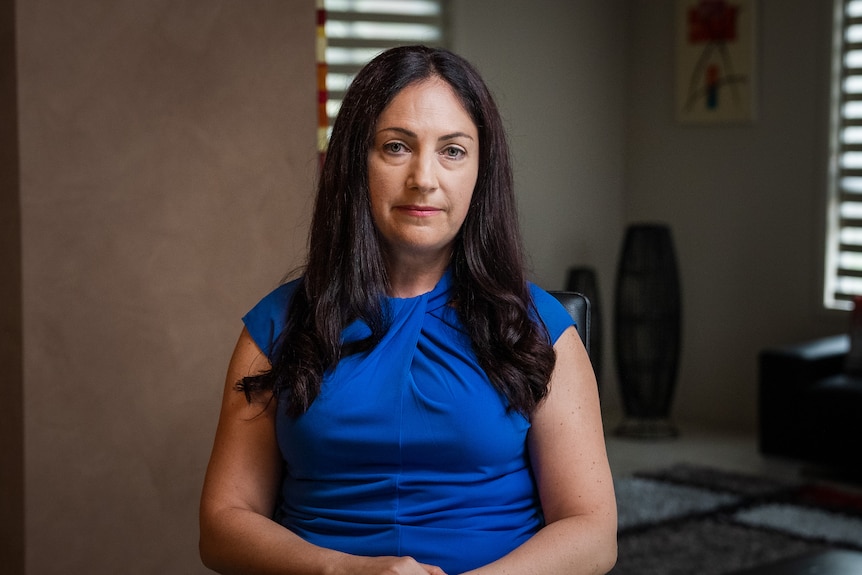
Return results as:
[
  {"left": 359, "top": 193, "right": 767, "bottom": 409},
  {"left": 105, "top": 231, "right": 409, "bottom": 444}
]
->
[
  {"left": 451, "top": 0, "right": 626, "bottom": 291},
  {"left": 14, "top": 1, "right": 316, "bottom": 573},
  {"left": 624, "top": 0, "right": 846, "bottom": 430}
]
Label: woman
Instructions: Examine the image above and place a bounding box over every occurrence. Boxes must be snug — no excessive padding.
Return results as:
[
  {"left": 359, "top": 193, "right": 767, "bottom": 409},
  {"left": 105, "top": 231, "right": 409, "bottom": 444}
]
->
[{"left": 200, "top": 45, "right": 617, "bottom": 575}]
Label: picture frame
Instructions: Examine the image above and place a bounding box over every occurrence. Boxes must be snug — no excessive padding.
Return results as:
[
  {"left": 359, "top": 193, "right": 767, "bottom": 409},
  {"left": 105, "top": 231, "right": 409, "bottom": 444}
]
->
[{"left": 675, "top": 0, "right": 757, "bottom": 124}]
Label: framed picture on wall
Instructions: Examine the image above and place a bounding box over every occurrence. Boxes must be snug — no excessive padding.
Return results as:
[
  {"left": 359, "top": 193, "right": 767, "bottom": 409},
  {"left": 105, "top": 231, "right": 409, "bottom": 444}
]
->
[{"left": 675, "top": 0, "right": 757, "bottom": 124}]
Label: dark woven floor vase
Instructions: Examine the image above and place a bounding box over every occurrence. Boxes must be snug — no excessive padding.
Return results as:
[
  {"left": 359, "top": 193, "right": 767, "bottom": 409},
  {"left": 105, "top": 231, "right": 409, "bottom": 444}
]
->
[{"left": 613, "top": 224, "right": 681, "bottom": 438}]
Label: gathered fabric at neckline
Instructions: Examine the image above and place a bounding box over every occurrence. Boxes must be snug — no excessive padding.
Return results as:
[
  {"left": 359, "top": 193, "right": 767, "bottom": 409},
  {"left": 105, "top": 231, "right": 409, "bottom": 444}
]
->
[{"left": 386, "top": 268, "right": 453, "bottom": 314}]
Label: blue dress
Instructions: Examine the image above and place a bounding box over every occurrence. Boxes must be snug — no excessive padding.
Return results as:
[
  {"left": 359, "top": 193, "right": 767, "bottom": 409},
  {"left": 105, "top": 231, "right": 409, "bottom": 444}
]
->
[{"left": 242, "top": 271, "right": 574, "bottom": 574}]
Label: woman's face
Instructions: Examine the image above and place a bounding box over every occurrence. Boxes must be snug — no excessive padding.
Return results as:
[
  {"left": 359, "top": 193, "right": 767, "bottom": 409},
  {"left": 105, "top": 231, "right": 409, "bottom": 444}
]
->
[{"left": 367, "top": 77, "right": 479, "bottom": 268}]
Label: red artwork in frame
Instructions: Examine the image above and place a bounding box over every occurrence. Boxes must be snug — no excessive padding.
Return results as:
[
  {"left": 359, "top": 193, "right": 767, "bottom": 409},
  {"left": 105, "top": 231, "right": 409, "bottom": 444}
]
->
[
  {"left": 688, "top": 1, "right": 738, "bottom": 43},
  {"left": 676, "top": 0, "right": 756, "bottom": 124}
]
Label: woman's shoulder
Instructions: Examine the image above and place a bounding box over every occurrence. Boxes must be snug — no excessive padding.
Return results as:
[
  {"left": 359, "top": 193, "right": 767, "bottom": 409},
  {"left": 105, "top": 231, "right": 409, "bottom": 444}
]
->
[
  {"left": 528, "top": 283, "right": 575, "bottom": 344},
  {"left": 242, "top": 278, "right": 302, "bottom": 358}
]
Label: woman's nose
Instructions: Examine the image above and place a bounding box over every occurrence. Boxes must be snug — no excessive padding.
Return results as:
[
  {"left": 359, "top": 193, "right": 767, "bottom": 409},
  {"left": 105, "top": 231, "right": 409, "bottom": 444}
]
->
[{"left": 407, "top": 152, "right": 438, "bottom": 193}]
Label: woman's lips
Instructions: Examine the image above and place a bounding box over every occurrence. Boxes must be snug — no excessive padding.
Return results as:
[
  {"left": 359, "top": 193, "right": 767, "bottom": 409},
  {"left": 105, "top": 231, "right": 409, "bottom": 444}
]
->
[{"left": 396, "top": 205, "right": 442, "bottom": 217}]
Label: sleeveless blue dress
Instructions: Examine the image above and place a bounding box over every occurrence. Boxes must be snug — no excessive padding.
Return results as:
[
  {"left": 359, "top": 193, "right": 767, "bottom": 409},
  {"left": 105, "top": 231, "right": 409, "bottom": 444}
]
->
[{"left": 242, "top": 271, "right": 574, "bottom": 574}]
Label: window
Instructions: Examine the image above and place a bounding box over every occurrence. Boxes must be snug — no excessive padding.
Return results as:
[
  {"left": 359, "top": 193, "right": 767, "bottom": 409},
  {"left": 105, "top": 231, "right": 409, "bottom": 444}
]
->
[
  {"left": 826, "top": 0, "right": 862, "bottom": 310},
  {"left": 319, "top": 0, "right": 448, "bottom": 145}
]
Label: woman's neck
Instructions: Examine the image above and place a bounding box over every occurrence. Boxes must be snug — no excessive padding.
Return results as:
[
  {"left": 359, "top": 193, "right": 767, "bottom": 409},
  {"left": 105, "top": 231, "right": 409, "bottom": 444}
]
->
[{"left": 385, "top": 252, "right": 451, "bottom": 298}]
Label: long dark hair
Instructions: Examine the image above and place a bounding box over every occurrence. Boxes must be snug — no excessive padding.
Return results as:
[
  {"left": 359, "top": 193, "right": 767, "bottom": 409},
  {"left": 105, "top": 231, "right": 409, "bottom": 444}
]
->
[{"left": 239, "top": 46, "right": 555, "bottom": 417}]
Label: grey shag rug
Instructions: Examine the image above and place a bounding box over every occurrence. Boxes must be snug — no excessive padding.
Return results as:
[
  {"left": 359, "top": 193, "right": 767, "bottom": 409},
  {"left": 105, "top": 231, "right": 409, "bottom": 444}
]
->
[{"left": 610, "top": 464, "right": 862, "bottom": 575}]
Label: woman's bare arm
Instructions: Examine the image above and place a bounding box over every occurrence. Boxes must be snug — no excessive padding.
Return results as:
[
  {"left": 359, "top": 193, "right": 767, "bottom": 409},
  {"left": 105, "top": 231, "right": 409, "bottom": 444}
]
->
[{"left": 464, "top": 327, "right": 618, "bottom": 575}]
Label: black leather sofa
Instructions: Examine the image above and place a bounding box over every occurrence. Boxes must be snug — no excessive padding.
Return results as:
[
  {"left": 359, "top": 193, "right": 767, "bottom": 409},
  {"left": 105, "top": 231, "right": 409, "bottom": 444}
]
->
[{"left": 758, "top": 334, "right": 862, "bottom": 471}]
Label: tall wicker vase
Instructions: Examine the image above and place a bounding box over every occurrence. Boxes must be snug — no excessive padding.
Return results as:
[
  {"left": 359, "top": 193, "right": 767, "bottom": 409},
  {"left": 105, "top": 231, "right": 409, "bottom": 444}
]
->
[{"left": 613, "top": 223, "right": 681, "bottom": 438}]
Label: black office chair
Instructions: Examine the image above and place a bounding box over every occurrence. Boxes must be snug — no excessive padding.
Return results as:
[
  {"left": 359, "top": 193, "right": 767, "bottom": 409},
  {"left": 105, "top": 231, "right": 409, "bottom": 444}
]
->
[{"left": 548, "top": 291, "right": 591, "bottom": 356}]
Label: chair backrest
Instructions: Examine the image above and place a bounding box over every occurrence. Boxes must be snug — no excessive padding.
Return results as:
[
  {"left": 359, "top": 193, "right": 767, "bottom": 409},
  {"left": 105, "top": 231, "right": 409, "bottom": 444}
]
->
[{"left": 548, "top": 291, "right": 591, "bottom": 356}]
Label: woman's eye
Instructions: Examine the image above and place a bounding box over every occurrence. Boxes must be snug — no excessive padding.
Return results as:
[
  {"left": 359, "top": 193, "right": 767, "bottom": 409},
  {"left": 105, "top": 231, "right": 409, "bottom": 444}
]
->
[
  {"left": 383, "top": 142, "right": 407, "bottom": 154},
  {"left": 443, "top": 146, "right": 466, "bottom": 159}
]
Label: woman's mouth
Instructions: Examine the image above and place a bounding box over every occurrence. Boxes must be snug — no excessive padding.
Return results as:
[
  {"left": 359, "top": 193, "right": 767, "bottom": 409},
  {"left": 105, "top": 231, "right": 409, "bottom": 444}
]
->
[{"left": 396, "top": 205, "right": 442, "bottom": 217}]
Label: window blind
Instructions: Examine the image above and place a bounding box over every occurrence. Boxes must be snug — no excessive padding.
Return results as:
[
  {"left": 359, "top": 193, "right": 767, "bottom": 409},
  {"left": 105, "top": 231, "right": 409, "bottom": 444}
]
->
[
  {"left": 826, "top": 0, "right": 862, "bottom": 309},
  {"left": 321, "top": 0, "right": 448, "bottom": 136}
]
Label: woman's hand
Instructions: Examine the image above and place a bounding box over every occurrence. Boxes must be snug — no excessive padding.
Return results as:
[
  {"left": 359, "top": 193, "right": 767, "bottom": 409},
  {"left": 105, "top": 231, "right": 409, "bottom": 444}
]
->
[{"left": 332, "top": 555, "right": 447, "bottom": 575}]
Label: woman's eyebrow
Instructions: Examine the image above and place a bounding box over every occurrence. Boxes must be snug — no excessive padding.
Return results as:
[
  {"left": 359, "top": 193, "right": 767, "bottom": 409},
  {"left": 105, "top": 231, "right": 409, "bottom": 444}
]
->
[
  {"left": 376, "top": 127, "right": 475, "bottom": 142},
  {"left": 439, "top": 132, "right": 475, "bottom": 142},
  {"left": 377, "top": 126, "right": 417, "bottom": 138}
]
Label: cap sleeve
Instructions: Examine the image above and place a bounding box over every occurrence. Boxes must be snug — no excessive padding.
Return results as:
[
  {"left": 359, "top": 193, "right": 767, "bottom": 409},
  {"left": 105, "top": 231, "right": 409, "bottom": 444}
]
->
[
  {"left": 529, "top": 283, "right": 576, "bottom": 345},
  {"left": 242, "top": 279, "right": 300, "bottom": 359}
]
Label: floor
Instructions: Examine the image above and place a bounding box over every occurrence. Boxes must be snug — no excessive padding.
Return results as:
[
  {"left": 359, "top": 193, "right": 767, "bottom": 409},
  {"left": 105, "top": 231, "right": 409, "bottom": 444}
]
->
[{"left": 603, "top": 418, "right": 806, "bottom": 481}]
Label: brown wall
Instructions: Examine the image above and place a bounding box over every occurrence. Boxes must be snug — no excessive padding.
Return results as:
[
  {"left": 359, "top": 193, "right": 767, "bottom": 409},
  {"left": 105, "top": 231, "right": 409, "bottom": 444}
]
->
[{"left": 13, "top": 1, "right": 316, "bottom": 573}]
